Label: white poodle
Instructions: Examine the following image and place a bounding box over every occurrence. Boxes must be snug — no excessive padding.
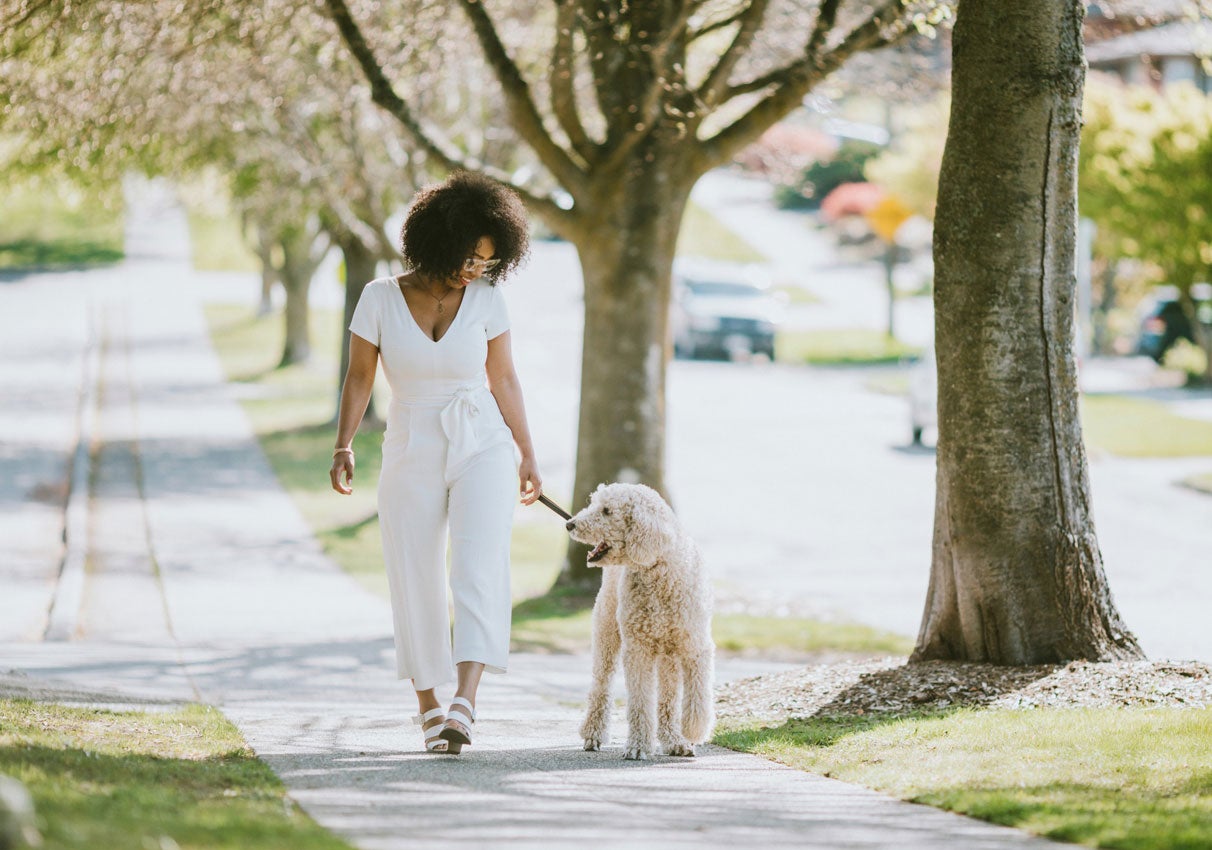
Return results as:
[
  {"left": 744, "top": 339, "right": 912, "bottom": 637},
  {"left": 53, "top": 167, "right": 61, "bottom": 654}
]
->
[{"left": 566, "top": 482, "right": 715, "bottom": 760}]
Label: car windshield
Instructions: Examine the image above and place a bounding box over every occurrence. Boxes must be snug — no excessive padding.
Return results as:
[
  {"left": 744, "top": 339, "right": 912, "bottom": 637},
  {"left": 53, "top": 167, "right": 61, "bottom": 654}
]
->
[{"left": 684, "top": 280, "right": 763, "bottom": 298}]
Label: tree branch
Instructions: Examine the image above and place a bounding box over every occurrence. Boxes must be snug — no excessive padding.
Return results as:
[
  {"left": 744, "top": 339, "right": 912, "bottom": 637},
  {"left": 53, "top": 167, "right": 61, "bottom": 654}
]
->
[
  {"left": 805, "top": 0, "right": 843, "bottom": 57},
  {"left": 323, "top": 0, "right": 468, "bottom": 172},
  {"left": 698, "top": 0, "right": 907, "bottom": 171},
  {"left": 689, "top": 6, "right": 748, "bottom": 41},
  {"left": 580, "top": 0, "right": 629, "bottom": 133},
  {"left": 719, "top": 0, "right": 842, "bottom": 102},
  {"left": 551, "top": 0, "right": 598, "bottom": 161},
  {"left": 457, "top": 0, "right": 588, "bottom": 196},
  {"left": 695, "top": 0, "right": 770, "bottom": 110},
  {"left": 323, "top": 0, "right": 580, "bottom": 234}
]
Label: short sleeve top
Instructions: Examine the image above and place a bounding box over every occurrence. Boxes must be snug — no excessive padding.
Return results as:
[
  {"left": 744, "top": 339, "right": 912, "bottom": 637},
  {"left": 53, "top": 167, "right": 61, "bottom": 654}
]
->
[{"left": 349, "top": 277, "right": 510, "bottom": 401}]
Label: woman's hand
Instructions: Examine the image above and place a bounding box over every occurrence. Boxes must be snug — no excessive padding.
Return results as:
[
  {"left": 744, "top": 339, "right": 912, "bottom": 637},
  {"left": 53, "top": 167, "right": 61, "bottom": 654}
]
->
[
  {"left": 331, "top": 450, "right": 355, "bottom": 495},
  {"left": 518, "top": 456, "right": 542, "bottom": 506}
]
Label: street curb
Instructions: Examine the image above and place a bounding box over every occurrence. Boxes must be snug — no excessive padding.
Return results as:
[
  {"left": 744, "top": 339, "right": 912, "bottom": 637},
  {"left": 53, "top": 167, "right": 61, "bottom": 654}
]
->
[{"left": 45, "top": 305, "right": 99, "bottom": 642}]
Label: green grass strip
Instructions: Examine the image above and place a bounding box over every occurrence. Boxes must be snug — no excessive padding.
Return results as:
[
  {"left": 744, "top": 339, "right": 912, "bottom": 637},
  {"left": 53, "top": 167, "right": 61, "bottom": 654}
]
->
[
  {"left": 1082, "top": 395, "right": 1212, "bottom": 457},
  {"left": 0, "top": 181, "right": 124, "bottom": 270},
  {"left": 776, "top": 328, "right": 921, "bottom": 365},
  {"left": 187, "top": 211, "right": 260, "bottom": 273},
  {"left": 678, "top": 201, "right": 767, "bottom": 264},
  {"left": 716, "top": 706, "right": 1212, "bottom": 850},
  {"left": 0, "top": 699, "right": 353, "bottom": 850}
]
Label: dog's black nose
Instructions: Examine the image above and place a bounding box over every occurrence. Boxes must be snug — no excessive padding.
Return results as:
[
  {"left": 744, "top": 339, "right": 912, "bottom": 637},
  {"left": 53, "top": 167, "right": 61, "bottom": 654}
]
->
[{"left": 565, "top": 520, "right": 575, "bottom": 532}]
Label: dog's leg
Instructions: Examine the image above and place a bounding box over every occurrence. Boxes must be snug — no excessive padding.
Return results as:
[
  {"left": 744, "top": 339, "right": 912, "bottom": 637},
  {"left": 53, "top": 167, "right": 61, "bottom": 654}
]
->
[
  {"left": 657, "top": 656, "right": 694, "bottom": 756},
  {"left": 622, "top": 644, "right": 658, "bottom": 760},
  {"left": 580, "top": 578, "right": 620, "bottom": 751},
  {"left": 680, "top": 646, "right": 716, "bottom": 745}
]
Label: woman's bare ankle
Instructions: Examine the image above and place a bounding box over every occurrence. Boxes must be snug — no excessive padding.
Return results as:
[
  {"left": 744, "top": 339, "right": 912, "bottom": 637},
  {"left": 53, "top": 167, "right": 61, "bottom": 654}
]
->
[{"left": 414, "top": 685, "right": 442, "bottom": 714}]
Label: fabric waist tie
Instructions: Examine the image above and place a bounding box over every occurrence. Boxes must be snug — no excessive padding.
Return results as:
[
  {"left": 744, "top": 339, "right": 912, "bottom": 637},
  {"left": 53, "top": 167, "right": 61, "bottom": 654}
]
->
[{"left": 390, "top": 384, "right": 503, "bottom": 481}]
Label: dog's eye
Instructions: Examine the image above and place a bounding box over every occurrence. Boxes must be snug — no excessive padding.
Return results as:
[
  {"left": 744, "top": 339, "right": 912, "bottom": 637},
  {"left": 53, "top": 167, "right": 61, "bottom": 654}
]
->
[{"left": 602, "top": 507, "right": 611, "bottom": 516}]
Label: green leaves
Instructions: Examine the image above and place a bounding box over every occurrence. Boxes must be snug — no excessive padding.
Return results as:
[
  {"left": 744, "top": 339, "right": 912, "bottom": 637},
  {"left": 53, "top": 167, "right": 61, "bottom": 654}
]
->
[{"left": 1079, "top": 78, "right": 1212, "bottom": 297}]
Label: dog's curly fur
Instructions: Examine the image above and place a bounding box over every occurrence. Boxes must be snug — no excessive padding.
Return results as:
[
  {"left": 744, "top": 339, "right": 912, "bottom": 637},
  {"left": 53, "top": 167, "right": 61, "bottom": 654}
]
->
[{"left": 566, "top": 483, "right": 715, "bottom": 760}]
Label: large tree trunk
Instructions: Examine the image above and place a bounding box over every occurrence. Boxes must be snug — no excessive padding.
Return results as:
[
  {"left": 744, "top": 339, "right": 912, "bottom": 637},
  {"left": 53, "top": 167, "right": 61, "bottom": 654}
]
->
[
  {"left": 335, "top": 232, "right": 381, "bottom": 424},
  {"left": 555, "top": 151, "right": 694, "bottom": 588},
  {"left": 913, "top": 0, "right": 1142, "bottom": 664}
]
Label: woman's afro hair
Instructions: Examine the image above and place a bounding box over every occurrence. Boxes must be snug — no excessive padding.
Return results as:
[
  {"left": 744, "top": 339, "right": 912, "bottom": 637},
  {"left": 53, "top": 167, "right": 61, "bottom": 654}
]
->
[{"left": 400, "top": 171, "right": 530, "bottom": 285}]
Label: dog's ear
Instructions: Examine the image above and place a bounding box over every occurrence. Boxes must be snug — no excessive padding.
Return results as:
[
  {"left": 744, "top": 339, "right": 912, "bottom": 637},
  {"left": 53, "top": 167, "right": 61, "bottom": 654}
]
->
[{"left": 626, "top": 499, "right": 674, "bottom": 567}]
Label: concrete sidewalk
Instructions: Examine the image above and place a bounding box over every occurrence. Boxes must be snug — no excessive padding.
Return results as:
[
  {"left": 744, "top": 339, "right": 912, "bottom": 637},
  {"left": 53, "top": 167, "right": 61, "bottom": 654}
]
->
[{"left": 0, "top": 181, "right": 1060, "bottom": 849}]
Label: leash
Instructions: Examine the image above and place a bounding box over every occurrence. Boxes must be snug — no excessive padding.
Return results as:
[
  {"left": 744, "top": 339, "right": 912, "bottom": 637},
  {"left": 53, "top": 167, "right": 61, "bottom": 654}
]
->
[{"left": 537, "top": 493, "right": 572, "bottom": 521}]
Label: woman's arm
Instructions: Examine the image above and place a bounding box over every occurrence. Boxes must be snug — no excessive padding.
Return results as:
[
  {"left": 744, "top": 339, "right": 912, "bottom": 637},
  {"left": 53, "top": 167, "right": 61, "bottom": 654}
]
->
[
  {"left": 330, "top": 333, "right": 379, "bottom": 495},
  {"left": 486, "top": 330, "right": 542, "bottom": 505}
]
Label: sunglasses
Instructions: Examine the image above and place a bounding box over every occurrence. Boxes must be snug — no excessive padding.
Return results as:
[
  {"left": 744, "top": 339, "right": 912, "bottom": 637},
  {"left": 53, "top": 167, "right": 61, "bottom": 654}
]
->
[{"left": 462, "top": 256, "right": 501, "bottom": 274}]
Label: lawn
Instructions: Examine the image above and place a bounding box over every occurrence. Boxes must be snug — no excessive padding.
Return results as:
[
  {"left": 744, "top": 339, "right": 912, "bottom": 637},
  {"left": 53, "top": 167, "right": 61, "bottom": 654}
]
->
[
  {"left": 776, "top": 328, "right": 922, "bottom": 365},
  {"left": 1082, "top": 395, "right": 1212, "bottom": 457},
  {"left": 677, "top": 201, "right": 767, "bottom": 264},
  {"left": 0, "top": 700, "right": 353, "bottom": 850},
  {"left": 0, "top": 180, "right": 124, "bottom": 269},
  {"left": 187, "top": 210, "right": 261, "bottom": 273},
  {"left": 717, "top": 706, "right": 1212, "bottom": 850}
]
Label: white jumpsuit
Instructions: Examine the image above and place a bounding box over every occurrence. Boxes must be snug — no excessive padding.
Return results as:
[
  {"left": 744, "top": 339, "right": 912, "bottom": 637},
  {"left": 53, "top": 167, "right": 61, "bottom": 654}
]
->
[{"left": 349, "top": 278, "right": 517, "bottom": 691}]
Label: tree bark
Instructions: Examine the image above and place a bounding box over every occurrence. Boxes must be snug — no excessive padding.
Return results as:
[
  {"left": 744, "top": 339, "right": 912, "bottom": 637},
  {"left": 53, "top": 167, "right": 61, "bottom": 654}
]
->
[
  {"left": 335, "top": 232, "right": 381, "bottom": 424},
  {"left": 914, "top": 0, "right": 1142, "bottom": 664},
  {"left": 252, "top": 224, "right": 280, "bottom": 318},
  {"left": 555, "top": 147, "right": 694, "bottom": 588},
  {"left": 277, "top": 225, "right": 327, "bottom": 368},
  {"left": 1180, "top": 287, "right": 1212, "bottom": 385}
]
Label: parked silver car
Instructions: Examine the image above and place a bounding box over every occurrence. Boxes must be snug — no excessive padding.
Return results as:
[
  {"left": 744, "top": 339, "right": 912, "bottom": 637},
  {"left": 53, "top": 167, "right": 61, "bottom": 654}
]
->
[{"left": 670, "top": 261, "right": 783, "bottom": 361}]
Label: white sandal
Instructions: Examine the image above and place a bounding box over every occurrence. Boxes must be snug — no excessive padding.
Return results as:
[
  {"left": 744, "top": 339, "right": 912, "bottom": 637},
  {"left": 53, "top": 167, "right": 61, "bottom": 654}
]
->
[
  {"left": 412, "top": 707, "right": 449, "bottom": 753},
  {"left": 438, "top": 696, "right": 476, "bottom": 755}
]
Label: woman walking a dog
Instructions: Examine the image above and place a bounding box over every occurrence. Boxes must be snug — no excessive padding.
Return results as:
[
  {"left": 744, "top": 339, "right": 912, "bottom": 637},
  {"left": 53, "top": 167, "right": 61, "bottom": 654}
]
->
[{"left": 329, "top": 172, "right": 542, "bottom": 754}]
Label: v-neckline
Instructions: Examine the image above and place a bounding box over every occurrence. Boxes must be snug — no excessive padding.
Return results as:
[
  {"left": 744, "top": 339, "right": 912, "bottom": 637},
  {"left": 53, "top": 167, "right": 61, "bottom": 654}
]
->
[{"left": 395, "top": 277, "right": 466, "bottom": 344}]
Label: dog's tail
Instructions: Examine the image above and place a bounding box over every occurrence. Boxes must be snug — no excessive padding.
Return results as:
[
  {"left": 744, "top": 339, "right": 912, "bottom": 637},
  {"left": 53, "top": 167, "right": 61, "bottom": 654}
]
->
[{"left": 681, "top": 648, "right": 716, "bottom": 743}]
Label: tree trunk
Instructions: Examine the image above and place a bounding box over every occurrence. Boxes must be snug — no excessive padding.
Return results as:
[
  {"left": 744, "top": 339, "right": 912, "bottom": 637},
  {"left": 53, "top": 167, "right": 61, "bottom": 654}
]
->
[
  {"left": 335, "top": 232, "right": 381, "bottom": 424},
  {"left": 1092, "top": 259, "right": 1118, "bottom": 356},
  {"left": 913, "top": 0, "right": 1143, "bottom": 664},
  {"left": 555, "top": 152, "right": 693, "bottom": 589},
  {"left": 277, "top": 226, "right": 326, "bottom": 368},
  {"left": 253, "top": 225, "right": 280, "bottom": 318},
  {"left": 883, "top": 244, "right": 896, "bottom": 339},
  {"left": 1180, "top": 286, "right": 1212, "bottom": 385}
]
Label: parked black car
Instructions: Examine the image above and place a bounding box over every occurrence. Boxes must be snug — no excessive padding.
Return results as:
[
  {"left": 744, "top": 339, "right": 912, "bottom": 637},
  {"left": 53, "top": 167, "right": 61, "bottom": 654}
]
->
[{"left": 1137, "top": 284, "right": 1212, "bottom": 363}]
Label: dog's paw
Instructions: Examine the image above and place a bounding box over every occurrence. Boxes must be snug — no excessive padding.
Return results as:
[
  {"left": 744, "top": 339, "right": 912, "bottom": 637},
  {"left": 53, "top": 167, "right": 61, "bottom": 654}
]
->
[
  {"left": 583, "top": 736, "right": 603, "bottom": 752},
  {"left": 664, "top": 743, "right": 696, "bottom": 757},
  {"left": 623, "top": 744, "right": 650, "bottom": 760}
]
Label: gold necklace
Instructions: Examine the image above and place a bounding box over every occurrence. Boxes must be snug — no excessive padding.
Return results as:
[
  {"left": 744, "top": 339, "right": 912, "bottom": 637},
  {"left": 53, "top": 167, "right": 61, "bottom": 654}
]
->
[{"left": 425, "top": 283, "right": 455, "bottom": 314}]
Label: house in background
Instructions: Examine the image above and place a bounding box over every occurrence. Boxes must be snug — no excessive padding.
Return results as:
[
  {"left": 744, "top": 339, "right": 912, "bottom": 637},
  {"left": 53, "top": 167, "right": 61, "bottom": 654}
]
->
[{"left": 1085, "top": 2, "right": 1211, "bottom": 92}]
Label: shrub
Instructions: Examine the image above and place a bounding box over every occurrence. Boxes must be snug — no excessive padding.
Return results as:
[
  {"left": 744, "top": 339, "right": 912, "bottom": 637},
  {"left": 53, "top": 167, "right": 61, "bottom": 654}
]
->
[{"left": 775, "top": 139, "right": 882, "bottom": 210}]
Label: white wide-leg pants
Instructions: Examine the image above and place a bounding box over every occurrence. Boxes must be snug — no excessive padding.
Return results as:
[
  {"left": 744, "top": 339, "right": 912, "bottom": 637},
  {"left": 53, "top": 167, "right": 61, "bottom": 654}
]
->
[{"left": 378, "top": 400, "right": 516, "bottom": 691}]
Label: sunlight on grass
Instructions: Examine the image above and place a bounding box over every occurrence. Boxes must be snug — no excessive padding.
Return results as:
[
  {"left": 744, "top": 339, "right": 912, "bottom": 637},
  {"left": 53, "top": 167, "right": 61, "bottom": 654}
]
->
[
  {"left": 716, "top": 707, "right": 1212, "bottom": 850},
  {"left": 678, "top": 201, "right": 767, "bottom": 264},
  {"left": 187, "top": 210, "right": 260, "bottom": 273},
  {"left": 0, "top": 180, "right": 124, "bottom": 269},
  {"left": 713, "top": 615, "right": 911, "bottom": 656},
  {"left": 1082, "top": 395, "right": 1212, "bottom": 457},
  {"left": 776, "top": 328, "right": 921, "bottom": 365},
  {"left": 0, "top": 700, "right": 353, "bottom": 850}
]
